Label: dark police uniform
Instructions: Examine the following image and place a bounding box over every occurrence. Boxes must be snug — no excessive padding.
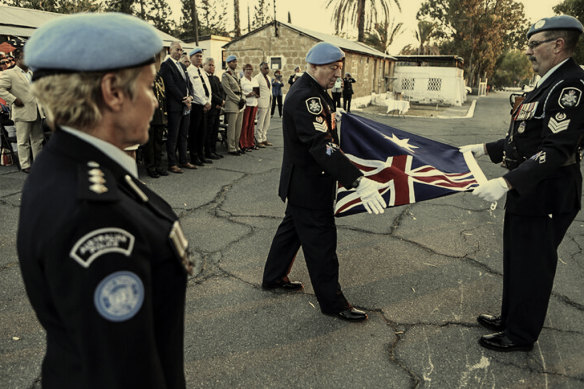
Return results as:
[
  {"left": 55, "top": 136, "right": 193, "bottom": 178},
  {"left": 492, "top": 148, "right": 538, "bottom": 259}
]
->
[
  {"left": 262, "top": 72, "right": 362, "bottom": 314},
  {"left": 484, "top": 58, "right": 584, "bottom": 344},
  {"left": 18, "top": 129, "right": 190, "bottom": 389}
]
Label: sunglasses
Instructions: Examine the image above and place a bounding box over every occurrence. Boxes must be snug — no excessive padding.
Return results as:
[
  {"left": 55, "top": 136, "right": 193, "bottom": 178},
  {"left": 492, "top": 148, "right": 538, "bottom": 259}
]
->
[{"left": 527, "top": 37, "right": 557, "bottom": 50}]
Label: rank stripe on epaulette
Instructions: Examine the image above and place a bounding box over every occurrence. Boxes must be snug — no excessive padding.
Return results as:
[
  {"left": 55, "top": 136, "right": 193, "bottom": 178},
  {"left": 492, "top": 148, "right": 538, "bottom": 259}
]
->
[
  {"left": 548, "top": 117, "right": 571, "bottom": 133},
  {"left": 313, "top": 121, "right": 328, "bottom": 132}
]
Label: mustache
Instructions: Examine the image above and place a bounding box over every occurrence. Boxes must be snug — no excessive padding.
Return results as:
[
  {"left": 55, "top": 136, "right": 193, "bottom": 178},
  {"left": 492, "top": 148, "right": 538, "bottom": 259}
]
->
[{"left": 528, "top": 56, "right": 537, "bottom": 62}]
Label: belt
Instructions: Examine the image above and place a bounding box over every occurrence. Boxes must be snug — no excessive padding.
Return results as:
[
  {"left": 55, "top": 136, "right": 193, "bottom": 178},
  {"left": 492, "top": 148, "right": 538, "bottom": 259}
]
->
[{"left": 562, "top": 154, "right": 577, "bottom": 166}]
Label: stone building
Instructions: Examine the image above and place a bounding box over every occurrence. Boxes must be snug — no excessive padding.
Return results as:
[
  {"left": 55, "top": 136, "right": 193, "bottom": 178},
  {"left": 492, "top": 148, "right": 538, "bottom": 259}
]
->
[{"left": 222, "top": 21, "right": 395, "bottom": 98}]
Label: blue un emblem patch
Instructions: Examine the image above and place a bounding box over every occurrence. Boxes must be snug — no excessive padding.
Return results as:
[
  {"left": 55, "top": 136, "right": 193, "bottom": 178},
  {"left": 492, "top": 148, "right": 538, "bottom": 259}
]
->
[{"left": 94, "top": 271, "right": 144, "bottom": 322}]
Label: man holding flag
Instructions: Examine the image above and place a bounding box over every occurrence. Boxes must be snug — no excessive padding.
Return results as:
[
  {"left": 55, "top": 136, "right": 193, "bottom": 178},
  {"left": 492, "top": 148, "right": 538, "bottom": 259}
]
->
[
  {"left": 262, "top": 42, "right": 386, "bottom": 322},
  {"left": 462, "top": 15, "right": 584, "bottom": 352}
]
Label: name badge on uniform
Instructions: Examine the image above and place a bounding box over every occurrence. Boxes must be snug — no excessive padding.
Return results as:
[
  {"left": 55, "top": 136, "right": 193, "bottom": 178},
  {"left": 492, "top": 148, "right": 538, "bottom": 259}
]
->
[
  {"left": 169, "top": 221, "right": 194, "bottom": 275},
  {"left": 517, "top": 121, "right": 526, "bottom": 134},
  {"left": 514, "top": 102, "right": 538, "bottom": 121}
]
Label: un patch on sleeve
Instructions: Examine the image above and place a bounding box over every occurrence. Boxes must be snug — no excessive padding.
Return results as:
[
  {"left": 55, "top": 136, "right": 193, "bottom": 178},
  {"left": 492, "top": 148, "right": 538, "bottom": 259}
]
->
[
  {"left": 94, "top": 271, "right": 144, "bottom": 322},
  {"left": 305, "top": 97, "right": 323, "bottom": 115},
  {"left": 558, "top": 87, "right": 582, "bottom": 108},
  {"left": 70, "top": 228, "right": 135, "bottom": 268}
]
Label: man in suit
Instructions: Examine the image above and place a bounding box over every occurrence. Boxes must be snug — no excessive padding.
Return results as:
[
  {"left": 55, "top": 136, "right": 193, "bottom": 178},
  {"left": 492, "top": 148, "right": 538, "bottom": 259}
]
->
[
  {"left": 461, "top": 15, "right": 584, "bottom": 352},
  {"left": 186, "top": 47, "right": 213, "bottom": 166},
  {"left": 254, "top": 61, "right": 272, "bottom": 147},
  {"left": 262, "top": 42, "right": 386, "bottom": 322},
  {"left": 18, "top": 13, "right": 191, "bottom": 387},
  {"left": 0, "top": 47, "right": 45, "bottom": 173},
  {"left": 222, "top": 55, "right": 244, "bottom": 156},
  {"left": 159, "top": 41, "right": 195, "bottom": 173},
  {"left": 204, "top": 57, "right": 225, "bottom": 159}
]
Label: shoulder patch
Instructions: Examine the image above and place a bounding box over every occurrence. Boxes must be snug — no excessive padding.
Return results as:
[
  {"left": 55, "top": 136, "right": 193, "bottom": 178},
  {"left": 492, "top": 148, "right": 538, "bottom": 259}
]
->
[
  {"left": 313, "top": 120, "right": 329, "bottom": 133},
  {"left": 306, "top": 97, "right": 323, "bottom": 115},
  {"left": 558, "top": 87, "right": 581, "bottom": 108},
  {"left": 94, "top": 271, "right": 144, "bottom": 322},
  {"left": 70, "top": 227, "right": 135, "bottom": 268}
]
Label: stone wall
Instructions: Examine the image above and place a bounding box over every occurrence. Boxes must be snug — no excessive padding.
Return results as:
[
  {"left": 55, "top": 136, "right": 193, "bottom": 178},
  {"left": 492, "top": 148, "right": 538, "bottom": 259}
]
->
[{"left": 223, "top": 24, "right": 394, "bottom": 98}]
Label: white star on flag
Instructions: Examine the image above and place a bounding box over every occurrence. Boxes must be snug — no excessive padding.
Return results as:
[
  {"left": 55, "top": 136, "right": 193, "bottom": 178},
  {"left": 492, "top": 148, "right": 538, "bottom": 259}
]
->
[{"left": 383, "top": 133, "right": 419, "bottom": 153}]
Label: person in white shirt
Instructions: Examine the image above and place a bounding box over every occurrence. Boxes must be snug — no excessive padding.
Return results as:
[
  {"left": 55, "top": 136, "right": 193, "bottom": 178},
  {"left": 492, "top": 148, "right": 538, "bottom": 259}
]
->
[
  {"left": 239, "top": 63, "right": 259, "bottom": 151},
  {"left": 186, "top": 47, "right": 213, "bottom": 165},
  {"left": 253, "top": 62, "right": 272, "bottom": 148}
]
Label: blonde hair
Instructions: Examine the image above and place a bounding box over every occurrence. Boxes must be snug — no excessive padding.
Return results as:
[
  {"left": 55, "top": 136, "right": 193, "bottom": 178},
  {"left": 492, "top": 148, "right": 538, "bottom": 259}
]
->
[{"left": 31, "top": 67, "right": 142, "bottom": 131}]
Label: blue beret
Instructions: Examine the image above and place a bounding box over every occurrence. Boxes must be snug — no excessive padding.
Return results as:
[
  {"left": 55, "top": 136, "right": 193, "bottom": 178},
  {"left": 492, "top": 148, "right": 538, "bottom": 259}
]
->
[
  {"left": 189, "top": 47, "right": 202, "bottom": 57},
  {"left": 226, "top": 55, "right": 237, "bottom": 63},
  {"left": 305, "top": 42, "right": 344, "bottom": 65},
  {"left": 527, "top": 15, "right": 584, "bottom": 38},
  {"left": 25, "top": 13, "right": 162, "bottom": 75}
]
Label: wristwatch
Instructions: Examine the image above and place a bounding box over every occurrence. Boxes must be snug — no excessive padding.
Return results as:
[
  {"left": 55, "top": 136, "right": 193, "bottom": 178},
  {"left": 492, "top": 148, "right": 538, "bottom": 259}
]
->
[{"left": 351, "top": 176, "right": 363, "bottom": 189}]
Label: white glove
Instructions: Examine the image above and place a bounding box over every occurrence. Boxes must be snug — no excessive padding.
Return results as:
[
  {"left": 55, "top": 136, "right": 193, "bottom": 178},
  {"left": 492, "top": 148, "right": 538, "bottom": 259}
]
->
[
  {"left": 473, "top": 177, "right": 509, "bottom": 202},
  {"left": 355, "top": 177, "right": 387, "bottom": 215},
  {"left": 335, "top": 108, "right": 347, "bottom": 128},
  {"left": 459, "top": 144, "right": 486, "bottom": 158}
]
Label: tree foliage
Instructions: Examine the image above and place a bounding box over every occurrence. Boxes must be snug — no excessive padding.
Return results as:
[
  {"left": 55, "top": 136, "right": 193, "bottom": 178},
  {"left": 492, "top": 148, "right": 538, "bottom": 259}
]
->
[
  {"left": 251, "top": 0, "right": 271, "bottom": 30},
  {"left": 3, "top": 0, "right": 102, "bottom": 13},
  {"left": 104, "top": 0, "right": 135, "bottom": 14},
  {"left": 143, "top": 0, "right": 175, "bottom": 34},
  {"left": 491, "top": 49, "right": 533, "bottom": 87},
  {"left": 553, "top": 0, "right": 584, "bottom": 63},
  {"left": 178, "top": 0, "right": 227, "bottom": 40},
  {"left": 363, "top": 19, "right": 403, "bottom": 54},
  {"left": 417, "top": 0, "right": 529, "bottom": 87},
  {"left": 326, "top": 0, "right": 401, "bottom": 42}
]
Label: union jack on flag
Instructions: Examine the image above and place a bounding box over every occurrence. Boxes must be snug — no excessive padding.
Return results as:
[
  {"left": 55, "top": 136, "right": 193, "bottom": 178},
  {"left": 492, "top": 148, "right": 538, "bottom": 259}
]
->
[{"left": 335, "top": 113, "right": 487, "bottom": 217}]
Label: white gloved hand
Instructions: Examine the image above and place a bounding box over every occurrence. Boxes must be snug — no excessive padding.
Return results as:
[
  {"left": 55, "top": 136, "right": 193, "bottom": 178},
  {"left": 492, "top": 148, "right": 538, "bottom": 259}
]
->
[
  {"left": 472, "top": 177, "right": 509, "bottom": 202},
  {"left": 459, "top": 143, "right": 486, "bottom": 158},
  {"left": 335, "top": 108, "right": 346, "bottom": 126},
  {"left": 355, "top": 177, "right": 387, "bottom": 215}
]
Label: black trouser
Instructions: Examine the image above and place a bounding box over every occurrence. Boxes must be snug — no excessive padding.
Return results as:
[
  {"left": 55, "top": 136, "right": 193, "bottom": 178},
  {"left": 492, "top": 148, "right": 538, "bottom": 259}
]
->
[
  {"left": 500, "top": 210, "right": 577, "bottom": 344},
  {"left": 343, "top": 94, "right": 352, "bottom": 112},
  {"left": 263, "top": 203, "right": 349, "bottom": 314},
  {"left": 188, "top": 104, "right": 207, "bottom": 162},
  {"left": 166, "top": 111, "right": 189, "bottom": 167},
  {"left": 205, "top": 108, "right": 220, "bottom": 155},
  {"left": 332, "top": 92, "right": 342, "bottom": 108},
  {"left": 143, "top": 124, "right": 164, "bottom": 171},
  {"left": 271, "top": 95, "right": 282, "bottom": 117}
]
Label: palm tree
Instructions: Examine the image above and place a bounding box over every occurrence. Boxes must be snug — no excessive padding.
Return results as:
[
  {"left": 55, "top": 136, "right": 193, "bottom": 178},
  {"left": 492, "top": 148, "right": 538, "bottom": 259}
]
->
[
  {"left": 363, "top": 19, "right": 403, "bottom": 54},
  {"left": 415, "top": 20, "right": 436, "bottom": 55},
  {"left": 326, "top": 0, "right": 401, "bottom": 42}
]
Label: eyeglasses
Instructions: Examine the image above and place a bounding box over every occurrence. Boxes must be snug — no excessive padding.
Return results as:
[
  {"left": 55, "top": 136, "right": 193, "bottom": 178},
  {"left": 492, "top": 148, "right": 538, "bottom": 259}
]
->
[
  {"left": 527, "top": 37, "right": 558, "bottom": 50},
  {"left": 0, "top": 61, "right": 7, "bottom": 65}
]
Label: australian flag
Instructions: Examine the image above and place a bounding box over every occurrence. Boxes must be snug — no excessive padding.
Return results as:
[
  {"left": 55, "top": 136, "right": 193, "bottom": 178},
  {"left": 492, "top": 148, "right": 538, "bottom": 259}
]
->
[{"left": 335, "top": 113, "right": 487, "bottom": 217}]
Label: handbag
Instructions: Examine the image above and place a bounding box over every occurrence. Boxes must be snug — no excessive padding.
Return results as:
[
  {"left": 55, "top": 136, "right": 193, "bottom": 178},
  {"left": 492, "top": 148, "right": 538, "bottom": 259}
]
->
[
  {"left": 0, "top": 148, "right": 13, "bottom": 166},
  {"left": 238, "top": 98, "right": 246, "bottom": 109}
]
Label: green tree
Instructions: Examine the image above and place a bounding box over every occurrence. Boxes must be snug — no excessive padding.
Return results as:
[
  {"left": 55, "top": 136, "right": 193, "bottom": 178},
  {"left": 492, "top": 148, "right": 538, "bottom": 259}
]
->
[
  {"left": 553, "top": 0, "right": 584, "bottom": 63},
  {"left": 2, "top": 0, "right": 102, "bottom": 13},
  {"left": 144, "top": 0, "right": 175, "bottom": 35},
  {"left": 491, "top": 49, "right": 533, "bottom": 87},
  {"left": 363, "top": 19, "right": 403, "bottom": 53},
  {"left": 326, "top": 0, "right": 402, "bottom": 42},
  {"left": 416, "top": 20, "right": 438, "bottom": 54},
  {"left": 417, "top": 0, "right": 529, "bottom": 87},
  {"left": 105, "top": 0, "right": 136, "bottom": 14},
  {"left": 252, "top": 0, "right": 271, "bottom": 29},
  {"left": 198, "top": 0, "right": 228, "bottom": 36}
]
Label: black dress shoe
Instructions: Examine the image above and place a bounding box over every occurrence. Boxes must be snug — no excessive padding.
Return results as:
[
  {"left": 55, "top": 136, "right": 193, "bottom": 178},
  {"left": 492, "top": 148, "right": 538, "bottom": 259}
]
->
[
  {"left": 206, "top": 154, "right": 220, "bottom": 160},
  {"left": 156, "top": 168, "right": 169, "bottom": 176},
  {"left": 330, "top": 307, "right": 368, "bottom": 322},
  {"left": 477, "top": 313, "right": 504, "bottom": 332},
  {"left": 262, "top": 280, "right": 303, "bottom": 292},
  {"left": 22, "top": 167, "right": 31, "bottom": 174},
  {"left": 201, "top": 158, "right": 213, "bottom": 164},
  {"left": 214, "top": 153, "right": 224, "bottom": 159},
  {"left": 479, "top": 332, "right": 533, "bottom": 352},
  {"left": 192, "top": 159, "right": 204, "bottom": 166},
  {"left": 146, "top": 168, "right": 160, "bottom": 178},
  {"left": 229, "top": 151, "right": 240, "bottom": 156}
]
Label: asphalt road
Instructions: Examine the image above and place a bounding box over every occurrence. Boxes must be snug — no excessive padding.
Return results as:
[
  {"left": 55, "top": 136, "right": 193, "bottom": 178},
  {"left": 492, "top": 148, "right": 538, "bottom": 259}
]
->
[{"left": 1, "top": 93, "right": 583, "bottom": 388}]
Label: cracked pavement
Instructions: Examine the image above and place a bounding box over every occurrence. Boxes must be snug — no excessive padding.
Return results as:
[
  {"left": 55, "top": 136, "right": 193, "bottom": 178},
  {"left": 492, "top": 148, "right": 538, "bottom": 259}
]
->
[{"left": 1, "top": 93, "right": 583, "bottom": 388}]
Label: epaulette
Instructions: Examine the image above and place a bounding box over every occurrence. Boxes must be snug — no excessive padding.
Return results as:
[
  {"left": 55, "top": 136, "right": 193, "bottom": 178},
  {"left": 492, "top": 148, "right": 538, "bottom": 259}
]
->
[{"left": 77, "top": 161, "right": 119, "bottom": 201}]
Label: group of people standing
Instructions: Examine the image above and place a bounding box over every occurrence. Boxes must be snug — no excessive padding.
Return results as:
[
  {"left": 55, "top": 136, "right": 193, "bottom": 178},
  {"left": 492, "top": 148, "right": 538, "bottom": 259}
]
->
[{"left": 330, "top": 73, "right": 356, "bottom": 112}]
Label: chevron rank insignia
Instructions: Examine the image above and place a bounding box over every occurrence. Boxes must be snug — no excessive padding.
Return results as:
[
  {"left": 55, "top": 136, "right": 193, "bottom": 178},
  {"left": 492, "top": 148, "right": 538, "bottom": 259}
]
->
[
  {"left": 548, "top": 115, "right": 570, "bottom": 133},
  {"left": 313, "top": 119, "right": 328, "bottom": 132},
  {"left": 558, "top": 87, "right": 581, "bottom": 108},
  {"left": 306, "top": 97, "right": 323, "bottom": 115}
]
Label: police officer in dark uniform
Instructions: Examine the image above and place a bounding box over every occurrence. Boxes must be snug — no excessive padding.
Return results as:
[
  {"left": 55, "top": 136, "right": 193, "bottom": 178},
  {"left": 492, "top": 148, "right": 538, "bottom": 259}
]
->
[
  {"left": 262, "top": 42, "right": 386, "bottom": 322},
  {"left": 17, "top": 14, "right": 192, "bottom": 388},
  {"left": 461, "top": 15, "right": 584, "bottom": 352}
]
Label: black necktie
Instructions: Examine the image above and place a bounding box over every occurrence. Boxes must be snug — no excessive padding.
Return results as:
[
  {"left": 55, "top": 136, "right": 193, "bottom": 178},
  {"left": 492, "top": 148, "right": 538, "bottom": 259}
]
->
[{"left": 198, "top": 68, "right": 209, "bottom": 97}]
